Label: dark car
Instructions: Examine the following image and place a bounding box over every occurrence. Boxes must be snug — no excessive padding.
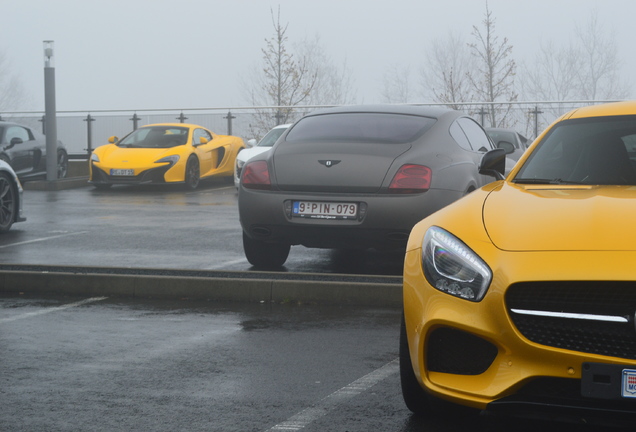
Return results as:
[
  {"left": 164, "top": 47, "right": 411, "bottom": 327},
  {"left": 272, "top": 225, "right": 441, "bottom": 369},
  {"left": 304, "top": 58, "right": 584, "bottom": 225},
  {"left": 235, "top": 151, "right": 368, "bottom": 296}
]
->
[
  {"left": 238, "top": 105, "right": 501, "bottom": 268},
  {"left": 0, "top": 158, "right": 26, "bottom": 232},
  {"left": 0, "top": 121, "right": 68, "bottom": 181},
  {"left": 485, "top": 127, "right": 528, "bottom": 161}
]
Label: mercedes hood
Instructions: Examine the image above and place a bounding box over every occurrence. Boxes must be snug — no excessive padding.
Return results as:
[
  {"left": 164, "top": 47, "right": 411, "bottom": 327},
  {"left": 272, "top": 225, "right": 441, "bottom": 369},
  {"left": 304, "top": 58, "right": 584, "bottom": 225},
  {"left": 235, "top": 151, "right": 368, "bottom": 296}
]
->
[{"left": 482, "top": 183, "right": 636, "bottom": 252}]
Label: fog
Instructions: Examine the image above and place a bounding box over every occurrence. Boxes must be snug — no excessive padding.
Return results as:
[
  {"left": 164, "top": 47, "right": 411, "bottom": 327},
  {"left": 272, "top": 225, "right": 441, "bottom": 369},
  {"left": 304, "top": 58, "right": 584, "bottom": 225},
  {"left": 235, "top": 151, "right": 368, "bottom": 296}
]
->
[{"left": 2, "top": 0, "right": 634, "bottom": 112}]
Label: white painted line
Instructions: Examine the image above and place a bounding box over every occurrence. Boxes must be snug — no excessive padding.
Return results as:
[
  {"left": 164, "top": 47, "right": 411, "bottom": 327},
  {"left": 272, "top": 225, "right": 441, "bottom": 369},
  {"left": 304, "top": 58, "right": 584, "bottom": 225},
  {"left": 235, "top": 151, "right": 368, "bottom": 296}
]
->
[
  {"left": 203, "top": 257, "right": 248, "bottom": 269},
  {"left": 0, "top": 231, "right": 89, "bottom": 249},
  {"left": 0, "top": 296, "right": 108, "bottom": 323},
  {"left": 266, "top": 359, "right": 399, "bottom": 431}
]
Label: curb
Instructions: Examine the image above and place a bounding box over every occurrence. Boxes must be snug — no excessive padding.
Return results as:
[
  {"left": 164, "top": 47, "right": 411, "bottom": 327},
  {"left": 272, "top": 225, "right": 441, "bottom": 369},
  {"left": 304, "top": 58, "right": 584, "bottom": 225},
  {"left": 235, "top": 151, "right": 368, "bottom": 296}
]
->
[
  {"left": 23, "top": 177, "right": 89, "bottom": 191},
  {"left": 0, "top": 269, "right": 403, "bottom": 308},
  {"left": 22, "top": 161, "right": 90, "bottom": 191}
]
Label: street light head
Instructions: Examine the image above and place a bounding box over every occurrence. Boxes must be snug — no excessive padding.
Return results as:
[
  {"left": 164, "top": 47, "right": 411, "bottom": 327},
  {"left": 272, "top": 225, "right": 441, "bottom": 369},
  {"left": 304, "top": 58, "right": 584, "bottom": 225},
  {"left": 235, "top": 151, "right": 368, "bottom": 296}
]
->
[{"left": 43, "top": 40, "right": 54, "bottom": 67}]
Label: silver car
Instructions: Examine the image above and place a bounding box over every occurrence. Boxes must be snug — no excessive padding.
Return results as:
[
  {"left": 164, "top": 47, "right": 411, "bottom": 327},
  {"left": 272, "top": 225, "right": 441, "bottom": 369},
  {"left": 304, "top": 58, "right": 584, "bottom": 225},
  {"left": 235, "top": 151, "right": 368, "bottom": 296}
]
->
[
  {"left": 234, "top": 124, "right": 291, "bottom": 188},
  {"left": 485, "top": 127, "right": 529, "bottom": 161},
  {"left": 238, "top": 105, "right": 500, "bottom": 268}
]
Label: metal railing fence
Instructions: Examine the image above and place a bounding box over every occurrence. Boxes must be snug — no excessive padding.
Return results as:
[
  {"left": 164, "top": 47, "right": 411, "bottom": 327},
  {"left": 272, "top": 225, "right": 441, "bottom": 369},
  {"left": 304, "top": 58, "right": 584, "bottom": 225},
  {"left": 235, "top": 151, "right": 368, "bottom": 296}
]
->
[{"left": 0, "top": 101, "right": 620, "bottom": 158}]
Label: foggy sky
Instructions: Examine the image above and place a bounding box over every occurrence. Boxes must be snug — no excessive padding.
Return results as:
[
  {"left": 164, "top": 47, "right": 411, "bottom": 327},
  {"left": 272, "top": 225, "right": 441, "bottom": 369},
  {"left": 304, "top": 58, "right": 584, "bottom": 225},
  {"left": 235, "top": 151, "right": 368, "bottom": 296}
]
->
[{"left": 2, "top": 0, "right": 634, "bottom": 112}]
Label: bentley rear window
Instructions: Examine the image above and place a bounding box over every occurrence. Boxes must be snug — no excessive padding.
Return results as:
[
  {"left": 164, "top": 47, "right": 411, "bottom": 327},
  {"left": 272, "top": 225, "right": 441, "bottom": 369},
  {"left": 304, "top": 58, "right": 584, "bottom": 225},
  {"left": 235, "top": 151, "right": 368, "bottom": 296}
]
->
[{"left": 284, "top": 113, "right": 436, "bottom": 144}]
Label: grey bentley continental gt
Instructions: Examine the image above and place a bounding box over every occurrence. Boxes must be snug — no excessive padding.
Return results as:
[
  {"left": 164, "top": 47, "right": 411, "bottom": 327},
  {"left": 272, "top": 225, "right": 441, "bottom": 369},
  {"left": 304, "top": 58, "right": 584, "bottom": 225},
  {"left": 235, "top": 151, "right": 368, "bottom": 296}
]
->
[{"left": 238, "top": 105, "right": 503, "bottom": 268}]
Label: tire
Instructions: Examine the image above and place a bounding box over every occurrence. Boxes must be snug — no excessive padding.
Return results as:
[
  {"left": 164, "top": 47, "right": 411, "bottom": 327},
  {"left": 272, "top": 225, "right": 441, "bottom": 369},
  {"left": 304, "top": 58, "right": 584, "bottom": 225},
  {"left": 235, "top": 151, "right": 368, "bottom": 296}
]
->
[
  {"left": 243, "top": 231, "right": 290, "bottom": 269},
  {"left": 0, "top": 172, "right": 17, "bottom": 232},
  {"left": 57, "top": 149, "right": 68, "bottom": 179},
  {"left": 400, "top": 314, "right": 432, "bottom": 416},
  {"left": 185, "top": 156, "right": 200, "bottom": 190}
]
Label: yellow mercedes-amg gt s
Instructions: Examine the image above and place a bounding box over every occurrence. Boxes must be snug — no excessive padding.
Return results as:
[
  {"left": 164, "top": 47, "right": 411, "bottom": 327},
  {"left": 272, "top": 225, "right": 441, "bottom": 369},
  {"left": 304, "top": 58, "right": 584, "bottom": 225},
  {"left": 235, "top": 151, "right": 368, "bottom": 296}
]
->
[
  {"left": 89, "top": 123, "right": 244, "bottom": 189},
  {"left": 402, "top": 101, "right": 636, "bottom": 425}
]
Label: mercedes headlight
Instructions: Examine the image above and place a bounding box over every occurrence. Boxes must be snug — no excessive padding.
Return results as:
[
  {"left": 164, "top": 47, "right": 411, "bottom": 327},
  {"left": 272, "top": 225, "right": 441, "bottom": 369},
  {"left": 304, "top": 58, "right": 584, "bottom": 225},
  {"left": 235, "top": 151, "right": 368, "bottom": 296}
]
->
[{"left": 422, "top": 226, "right": 492, "bottom": 302}]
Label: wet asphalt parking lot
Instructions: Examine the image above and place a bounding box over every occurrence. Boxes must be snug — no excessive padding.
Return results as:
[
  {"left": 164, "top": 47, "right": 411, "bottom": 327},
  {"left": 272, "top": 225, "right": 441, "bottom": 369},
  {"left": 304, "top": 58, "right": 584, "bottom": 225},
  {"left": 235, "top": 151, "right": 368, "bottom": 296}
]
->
[
  {"left": 0, "top": 181, "right": 625, "bottom": 431},
  {"left": 0, "top": 180, "right": 404, "bottom": 275},
  {"left": 1, "top": 294, "right": 608, "bottom": 432}
]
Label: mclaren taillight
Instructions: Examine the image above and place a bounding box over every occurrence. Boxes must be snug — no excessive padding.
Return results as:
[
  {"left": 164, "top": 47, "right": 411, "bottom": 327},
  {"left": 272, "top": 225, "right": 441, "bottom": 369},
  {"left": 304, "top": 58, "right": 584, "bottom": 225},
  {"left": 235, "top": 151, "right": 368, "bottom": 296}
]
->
[
  {"left": 388, "top": 164, "right": 431, "bottom": 193},
  {"left": 242, "top": 160, "right": 271, "bottom": 190}
]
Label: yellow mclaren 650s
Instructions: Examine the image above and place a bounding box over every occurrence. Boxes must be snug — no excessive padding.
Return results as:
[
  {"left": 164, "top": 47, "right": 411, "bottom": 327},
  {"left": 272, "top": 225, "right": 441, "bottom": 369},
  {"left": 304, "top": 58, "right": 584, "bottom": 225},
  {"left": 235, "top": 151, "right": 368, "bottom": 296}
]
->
[
  {"left": 402, "top": 101, "right": 636, "bottom": 426},
  {"left": 89, "top": 123, "right": 244, "bottom": 190}
]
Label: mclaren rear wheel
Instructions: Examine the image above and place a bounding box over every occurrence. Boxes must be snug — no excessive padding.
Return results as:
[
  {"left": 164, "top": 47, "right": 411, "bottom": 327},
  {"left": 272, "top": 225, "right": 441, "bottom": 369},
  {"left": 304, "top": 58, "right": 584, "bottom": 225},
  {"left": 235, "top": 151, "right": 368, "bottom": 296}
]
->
[{"left": 185, "top": 156, "right": 200, "bottom": 190}]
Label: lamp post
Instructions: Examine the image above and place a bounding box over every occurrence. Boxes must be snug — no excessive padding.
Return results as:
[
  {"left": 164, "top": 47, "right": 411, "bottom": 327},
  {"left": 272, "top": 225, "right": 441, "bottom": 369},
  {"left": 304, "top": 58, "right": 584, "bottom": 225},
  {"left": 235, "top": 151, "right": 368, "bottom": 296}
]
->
[{"left": 43, "top": 40, "right": 58, "bottom": 182}]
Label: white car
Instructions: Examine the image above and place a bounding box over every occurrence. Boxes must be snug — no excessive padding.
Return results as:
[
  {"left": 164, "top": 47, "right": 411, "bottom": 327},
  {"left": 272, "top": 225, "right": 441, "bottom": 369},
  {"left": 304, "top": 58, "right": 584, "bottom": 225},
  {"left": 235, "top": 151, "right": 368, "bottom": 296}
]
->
[{"left": 234, "top": 124, "right": 291, "bottom": 187}]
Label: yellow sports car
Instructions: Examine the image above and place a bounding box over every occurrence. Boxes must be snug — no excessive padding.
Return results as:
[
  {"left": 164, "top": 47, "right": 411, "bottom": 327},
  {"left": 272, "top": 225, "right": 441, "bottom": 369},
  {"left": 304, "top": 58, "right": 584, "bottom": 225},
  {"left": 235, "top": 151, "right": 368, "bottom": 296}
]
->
[
  {"left": 89, "top": 123, "right": 244, "bottom": 189},
  {"left": 402, "top": 101, "right": 636, "bottom": 425}
]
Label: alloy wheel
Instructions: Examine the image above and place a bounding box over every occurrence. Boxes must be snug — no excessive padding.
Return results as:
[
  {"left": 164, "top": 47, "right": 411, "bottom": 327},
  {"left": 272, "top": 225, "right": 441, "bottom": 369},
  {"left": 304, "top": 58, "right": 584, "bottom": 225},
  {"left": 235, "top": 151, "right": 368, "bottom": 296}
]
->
[{"left": 0, "top": 173, "right": 16, "bottom": 232}]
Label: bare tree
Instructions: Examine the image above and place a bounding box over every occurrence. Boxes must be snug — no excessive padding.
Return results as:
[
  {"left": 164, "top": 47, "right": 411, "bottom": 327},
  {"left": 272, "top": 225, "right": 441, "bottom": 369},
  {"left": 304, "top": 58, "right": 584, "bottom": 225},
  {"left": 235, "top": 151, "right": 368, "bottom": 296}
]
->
[
  {"left": 519, "top": 11, "right": 630, "bottom": 132},
  {"left": 295, "top": 35, "right": 357, "bottom": 107},
  {"left": 244, "top": 7, "right": 317, "bottom": 138},
  {"left": 522, "top": 14, "right": 629, "bottom": 103},
  {"left": 0, "top": 50, "right": 31, "bottom": 113},
  {"left": 381, "top": 65, "right": 412, "bottom": 103},
  {"left": 467, "top": 4, "right": 518, "bottom": 127},
  {"left": 420, "top": 31, "right": 475, "bottom": 110},
  {"left": 572, "top": 13, "right": 629, "bottom": 100},
  {"left": 520, "top": 40, "right": 583, "bottom": 123},
  {"left": 522, "top": 41, "right": 580, "bottom": 101}
]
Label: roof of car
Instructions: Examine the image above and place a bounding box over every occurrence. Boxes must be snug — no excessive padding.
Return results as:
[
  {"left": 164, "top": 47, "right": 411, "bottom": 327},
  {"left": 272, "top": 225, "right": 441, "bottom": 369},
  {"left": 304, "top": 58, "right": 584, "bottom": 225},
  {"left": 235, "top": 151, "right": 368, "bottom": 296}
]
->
[
  {"left": 305, "top": 104, "right": 455, "bottom": 119},
  {"left": 563, "top": 100, "right": 636, "bottom": 120}
]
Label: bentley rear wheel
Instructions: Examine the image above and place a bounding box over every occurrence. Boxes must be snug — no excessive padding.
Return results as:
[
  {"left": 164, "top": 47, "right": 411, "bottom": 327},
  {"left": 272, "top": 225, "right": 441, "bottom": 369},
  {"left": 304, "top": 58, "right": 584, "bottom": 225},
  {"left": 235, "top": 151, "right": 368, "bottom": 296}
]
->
[{"left": 242, "top": 232, "right": 290, "bottom": 269}]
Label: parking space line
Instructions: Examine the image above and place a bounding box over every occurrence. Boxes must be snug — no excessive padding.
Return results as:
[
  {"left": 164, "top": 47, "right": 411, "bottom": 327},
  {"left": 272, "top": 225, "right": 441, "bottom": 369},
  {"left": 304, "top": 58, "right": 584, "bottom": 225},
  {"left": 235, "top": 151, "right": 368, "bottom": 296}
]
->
[
  {"left": 203, "top": 257, "right": 248, "bottom": 269},
  {"left": 0, "top": 231, "right": 89, "bottom": 249},
  {"left": 0, "top": 296, "right": 108, "bottom": 323},
  {"left": 266, "top": 359, "right": 399, "bottom": 431}
]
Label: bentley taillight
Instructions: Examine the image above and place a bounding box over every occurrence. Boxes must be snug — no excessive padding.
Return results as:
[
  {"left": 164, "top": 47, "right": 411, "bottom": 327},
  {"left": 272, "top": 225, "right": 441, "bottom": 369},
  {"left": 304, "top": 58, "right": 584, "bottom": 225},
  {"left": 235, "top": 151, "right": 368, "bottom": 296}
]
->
[
  {"left": 242, "top": 160, "right": 271, "bottom": 190},
  {"left": 388, "top": 164, "right": 431, "bottom": 193}
]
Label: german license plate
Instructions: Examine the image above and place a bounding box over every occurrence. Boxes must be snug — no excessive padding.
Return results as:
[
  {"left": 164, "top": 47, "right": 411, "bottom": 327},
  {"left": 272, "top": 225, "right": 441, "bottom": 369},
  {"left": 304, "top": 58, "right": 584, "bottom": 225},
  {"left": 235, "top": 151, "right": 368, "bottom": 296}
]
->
[
  {"left": 292, "top": 201, "right": 357, "bottom": 220},
  {"left": 110, "top": 169, "right": 135, "bottom": 176}
]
